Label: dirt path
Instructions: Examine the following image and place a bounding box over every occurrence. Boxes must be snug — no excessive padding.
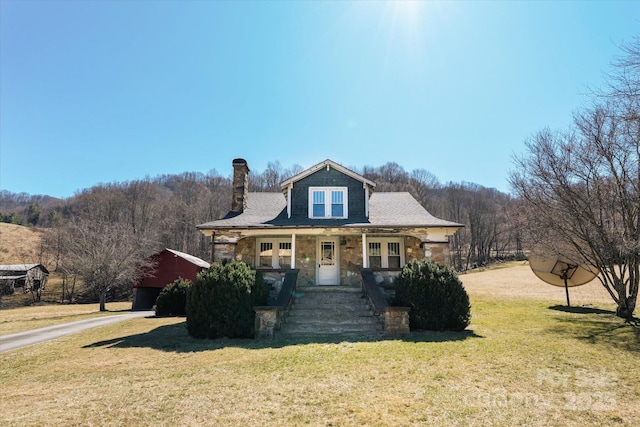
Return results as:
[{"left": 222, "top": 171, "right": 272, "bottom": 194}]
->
[{"left": 0, "top": 311, "right": 152, "bottom": 353}]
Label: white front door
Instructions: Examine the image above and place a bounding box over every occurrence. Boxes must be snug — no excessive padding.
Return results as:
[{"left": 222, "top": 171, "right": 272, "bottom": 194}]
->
[{"left": 317, "top": 237, "right": 340, "bottom": 285}]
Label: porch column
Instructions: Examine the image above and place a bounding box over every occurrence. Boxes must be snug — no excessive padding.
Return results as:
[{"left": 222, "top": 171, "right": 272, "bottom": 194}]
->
[
  {"left": 362, "top": 233, "right": 368, "bottom": 268},
  {"left": 291, "top": 233, "right": 296, "bottom": 269},
  {"left": 210, "top": 232, "right": 215, "bottom": 263},
  {"left": 423, "top": 241, "right": 433, "bottom": 260}
]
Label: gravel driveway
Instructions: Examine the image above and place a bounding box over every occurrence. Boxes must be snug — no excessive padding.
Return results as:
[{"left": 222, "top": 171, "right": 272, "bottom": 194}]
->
[{"left": 0, "top": 311, "right": 152, "bottom": 353}]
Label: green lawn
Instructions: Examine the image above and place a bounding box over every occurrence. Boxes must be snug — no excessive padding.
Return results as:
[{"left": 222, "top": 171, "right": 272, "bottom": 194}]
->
[{"left": 1, "top": 292, "right": 638, "bottom": 426}]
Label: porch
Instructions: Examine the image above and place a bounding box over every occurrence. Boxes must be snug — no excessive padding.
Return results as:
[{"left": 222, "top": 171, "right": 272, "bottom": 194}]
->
[{"left": 211, "top": 230, "right": 452, "bottom": 288}]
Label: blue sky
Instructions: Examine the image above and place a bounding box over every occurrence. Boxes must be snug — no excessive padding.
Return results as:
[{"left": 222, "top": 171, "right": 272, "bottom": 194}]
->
[{"left": 1, "top": 1, "right": 638, "bottom": 199}]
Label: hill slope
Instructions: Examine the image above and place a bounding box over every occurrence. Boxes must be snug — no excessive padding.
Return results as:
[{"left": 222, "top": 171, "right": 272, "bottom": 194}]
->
[{"left": 0, "top": 223, "right": 49, "bottom": 266}]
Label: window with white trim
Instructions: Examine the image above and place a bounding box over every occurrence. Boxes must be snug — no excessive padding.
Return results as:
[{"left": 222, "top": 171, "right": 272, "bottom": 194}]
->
[
  {"left": 257, "top": 239, "right": 292, "bottom": 269},
  {"left": 309, "top": 187, "right": 348, "bottom": 219},
  {"left": 368, "top": 238, "right": 404, "bottom": 269}
]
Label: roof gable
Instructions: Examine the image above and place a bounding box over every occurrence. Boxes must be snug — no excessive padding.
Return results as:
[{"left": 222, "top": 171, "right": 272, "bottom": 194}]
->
[{"left": 280, "top": 159, "right": 376, "bottom": 190}]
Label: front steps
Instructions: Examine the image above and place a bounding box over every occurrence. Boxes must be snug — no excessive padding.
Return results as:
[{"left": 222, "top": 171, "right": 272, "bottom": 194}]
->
[{"left": 277, "top": 286, "right": 383, "bottom": 337}]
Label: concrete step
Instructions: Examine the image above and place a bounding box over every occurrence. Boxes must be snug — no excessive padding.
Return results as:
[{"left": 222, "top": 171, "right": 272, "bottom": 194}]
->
[
  {"left": 293, "top": 290, "right": 367, "bottom": 303},
  {"left": 291, "top": 302, "right": 371, "bottom": 312},
  {"left": 278, "top": 323, "right": 383, "bottom": 335},
  {"left": 287, "top": 308, "right": 374, "bottom": 317},
  {"left": 278, "top": 285, "right": 382, "bottom": 338},
  {"left": 285, "top": 316, "right": 379, "bottom": 326},
  {"left": 297, "top": 286, "right": 361, "bottom": 293}
]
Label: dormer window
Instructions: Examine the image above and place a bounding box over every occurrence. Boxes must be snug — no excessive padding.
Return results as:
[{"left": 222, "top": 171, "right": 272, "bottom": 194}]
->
[{"left": 309, "top": 187, "right": 348, "bottom": 219}]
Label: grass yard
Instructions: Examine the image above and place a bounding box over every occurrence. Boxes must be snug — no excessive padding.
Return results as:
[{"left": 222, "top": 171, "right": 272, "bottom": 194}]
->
[{"left": 1, "top": 266, "right": 639, "bottom": 426}]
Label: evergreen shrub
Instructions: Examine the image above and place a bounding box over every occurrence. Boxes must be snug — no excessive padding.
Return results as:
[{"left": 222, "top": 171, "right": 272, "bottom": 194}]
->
[
  {"left": 393, "top": 259, "right": 471, "bottom": 331},
  {"left": 154, "top": 278, "right": 191, "bottom": 316},
  {"left": 186, "top": 262, "right": 268, "bottom": 339}
]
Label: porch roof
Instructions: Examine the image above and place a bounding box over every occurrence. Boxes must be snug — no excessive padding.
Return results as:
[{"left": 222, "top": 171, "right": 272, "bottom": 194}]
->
[{"left": 197, "top": 192, "right": 463, "bottom": 230}]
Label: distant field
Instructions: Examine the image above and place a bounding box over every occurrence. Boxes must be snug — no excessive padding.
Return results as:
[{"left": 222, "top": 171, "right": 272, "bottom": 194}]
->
[
  {"left": 460, "top": 261, "right": 615, "bottom": 307},
  {"left": 0, "top": 265, "right": 638, "bottom": 426},
  {"left": 0, "top": 222, "right": 51, "bottom": 265}
]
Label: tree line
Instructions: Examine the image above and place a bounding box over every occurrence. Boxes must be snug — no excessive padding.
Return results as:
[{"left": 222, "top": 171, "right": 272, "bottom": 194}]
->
[{"left": 1, "top": 162, "right": 521, "bottom": 273}]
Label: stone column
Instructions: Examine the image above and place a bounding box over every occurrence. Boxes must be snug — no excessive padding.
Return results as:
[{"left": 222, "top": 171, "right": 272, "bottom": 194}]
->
[
  {"left": 381, "top": 307, "right": 410, "bottom": 334},
  {"left": 254, "top": 307, "right": 279, "bottom": 339}
]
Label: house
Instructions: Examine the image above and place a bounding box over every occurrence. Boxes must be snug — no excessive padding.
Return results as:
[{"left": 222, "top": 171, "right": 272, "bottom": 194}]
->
[
  {"left": 197, "top": 158, "right": 463, "bottom": 337},
  {"left": 197, "top": 158, "right": 463, "bottom": 288},
  {"left": 131, "top": 248, "right": 210, "bottom": 310},
  {"left": 0, "top": 264, "right": 49, "bottom": 296}
]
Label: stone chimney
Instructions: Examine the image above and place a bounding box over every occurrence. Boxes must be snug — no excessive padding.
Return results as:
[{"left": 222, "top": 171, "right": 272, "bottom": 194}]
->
[{"left": 231, "top": 158, "right": 250, "bottom": 213}]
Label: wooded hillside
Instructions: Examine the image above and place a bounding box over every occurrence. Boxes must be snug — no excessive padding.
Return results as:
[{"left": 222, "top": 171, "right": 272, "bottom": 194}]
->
[{"left": 0, "top": 161, "right": 524, "bottom": 271}]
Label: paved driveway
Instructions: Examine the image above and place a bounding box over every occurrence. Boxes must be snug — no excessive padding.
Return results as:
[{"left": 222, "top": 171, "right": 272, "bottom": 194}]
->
[{"left": 0, "top": 311, "right": 152, "bottom": 353}]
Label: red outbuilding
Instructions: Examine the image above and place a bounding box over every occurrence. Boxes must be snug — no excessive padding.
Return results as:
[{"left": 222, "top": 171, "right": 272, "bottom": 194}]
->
[{"left": 132, "top": 248, "right": 210, "bottom": 310}]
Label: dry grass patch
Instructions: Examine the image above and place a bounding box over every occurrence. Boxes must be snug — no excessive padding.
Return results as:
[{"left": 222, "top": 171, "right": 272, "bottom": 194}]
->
[
  {"left": 1, "top": 290, "right": 638, "bottom": 426},
  {"left": 461, "top": 263, "right": 614, "bottom": 306},
  {"left": 0, "top": 223, "right": 51, "bottom": 265}
]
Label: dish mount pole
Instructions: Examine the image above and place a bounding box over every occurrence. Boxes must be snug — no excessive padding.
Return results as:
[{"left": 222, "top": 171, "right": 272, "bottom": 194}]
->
[{"left": 560, "top": 268, "right": 571, "bottom": 307}]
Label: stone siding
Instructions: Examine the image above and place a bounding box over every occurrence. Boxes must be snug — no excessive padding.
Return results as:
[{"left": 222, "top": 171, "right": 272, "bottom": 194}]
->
[
  {"left": 405, "top": 236, "right": 422, "bottom": 262},
  {"left": 294, "top": 236, "right": 316, "bottom": 286},
  {"left": 340, "top": 235, "right": 363, "bottom": 286},
  {"left": 422, "top": 242, "right": 451, "bottom": 264},
  {"left": 234, "top": 238, "right": 255, "bottom": 265},
  {"left": 212, "top": 242, "right": 236, "bottom": 263}
]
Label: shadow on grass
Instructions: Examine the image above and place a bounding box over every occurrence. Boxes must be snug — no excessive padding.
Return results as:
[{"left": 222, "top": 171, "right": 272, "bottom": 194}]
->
[
  {"left": 548, "top": 305, "right": 615, "bottom": 315},
  {"left": 547, "top": 306, "right": 640, "bottom": 353},
  {"left": 83, "top": 319, "right": 482, "bottom": 353}
]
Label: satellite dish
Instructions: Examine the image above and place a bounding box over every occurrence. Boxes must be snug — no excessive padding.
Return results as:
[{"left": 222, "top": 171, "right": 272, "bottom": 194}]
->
[{"left": 529, "top": 246, "right": 599, "bottom": 307}]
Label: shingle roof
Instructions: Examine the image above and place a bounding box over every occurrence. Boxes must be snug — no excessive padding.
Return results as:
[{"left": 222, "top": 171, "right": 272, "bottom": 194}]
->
[
  {"left": 197, "top": 192, "right": 462, "bottom": 230},
  {"left": 198, "top": 193, "right": 286, "bottom": 228},
  {"left": 368, "top": 193, "right": 462, "bottom": 227}
]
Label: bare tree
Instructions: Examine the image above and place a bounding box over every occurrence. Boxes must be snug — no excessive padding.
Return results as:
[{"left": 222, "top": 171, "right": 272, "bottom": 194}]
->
[
  {"left": 123, "top": 178, "right": 159, "bottom": 236},
  {"left": 263, "top": 161, "right": 283, "bottom": 191},
  {"left": 511, "top": 104, "right": 639, "bottom": 318},
  {"left": 60, "top": 218, "right": 156, "bottom": 311},
  {"left": 408, "top": 168, "right": 440, "bottom": 211},
  {"left": 511, "top": 38, "right": 640, "bottom": 319},
  {"left": 443, "top": 183, "right": 471, "bottom": 271}
]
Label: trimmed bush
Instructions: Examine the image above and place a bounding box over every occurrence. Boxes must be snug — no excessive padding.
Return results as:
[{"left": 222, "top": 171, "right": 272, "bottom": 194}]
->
[
  {"left": 186, "top": 262, "right": 268, "bottom": 339},
  {"left": 155, "top": 278, "right": 191, "bottom": 316},
  {"left": 393, "top": 259, "right": 471, "bottom": 331}
]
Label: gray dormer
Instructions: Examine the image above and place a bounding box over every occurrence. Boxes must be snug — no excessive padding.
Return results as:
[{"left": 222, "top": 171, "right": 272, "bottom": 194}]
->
[{"left": 280, "top": 159, "right": 376, "bottom": 221}]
